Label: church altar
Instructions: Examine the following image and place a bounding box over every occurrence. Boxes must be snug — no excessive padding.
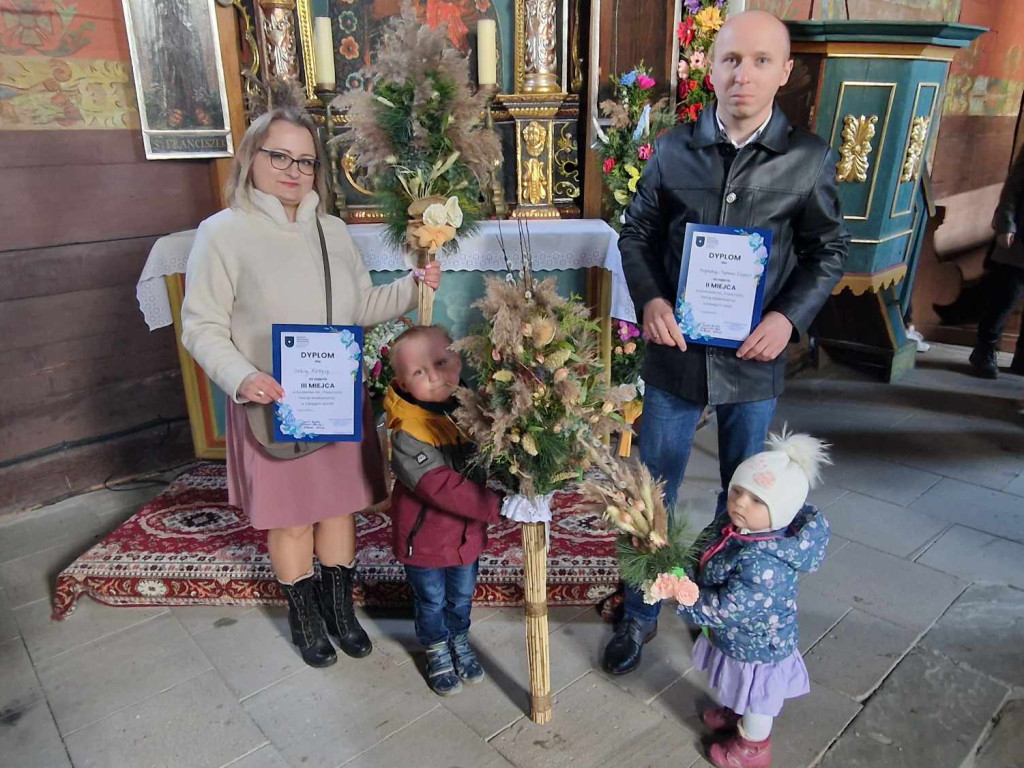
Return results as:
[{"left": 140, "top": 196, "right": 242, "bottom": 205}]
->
[{"left": 135, "top": 218, "right": 636, "bottom": 459}]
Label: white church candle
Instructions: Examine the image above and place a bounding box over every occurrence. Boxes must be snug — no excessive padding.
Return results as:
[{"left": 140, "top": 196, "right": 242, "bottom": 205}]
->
[
  {"left": 477, "top": 19, "right": 497, "bottom": 86},
  {"left": 313, "top": 17, "right": 336, "bottom": 90}
]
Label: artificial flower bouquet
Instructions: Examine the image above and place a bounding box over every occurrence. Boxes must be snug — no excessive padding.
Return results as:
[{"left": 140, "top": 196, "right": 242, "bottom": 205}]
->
[
  {"left": 676, "top": 0, "right": 726, "bottom": 123},
  {"left": 592, "top": 64, "right": 677, "bottom": 230}
]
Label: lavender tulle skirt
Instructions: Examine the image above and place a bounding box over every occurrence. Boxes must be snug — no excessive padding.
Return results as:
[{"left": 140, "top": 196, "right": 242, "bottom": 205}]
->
[{"left": 692, "top": 634, "right": 810, "bottom": 717}]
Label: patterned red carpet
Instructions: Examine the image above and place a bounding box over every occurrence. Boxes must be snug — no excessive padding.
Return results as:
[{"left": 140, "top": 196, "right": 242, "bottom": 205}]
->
[{"left": 53, "top": 463, "right": 620, "bottom": 620}]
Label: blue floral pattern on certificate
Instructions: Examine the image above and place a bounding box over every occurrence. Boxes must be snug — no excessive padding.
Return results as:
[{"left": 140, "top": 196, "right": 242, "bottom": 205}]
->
[
  {"left": 742, "top": 230, "right": 769, "bottom": 286},
  {"left": 676, "top": 296, "right": 711, "bottom": 342},
  {"left": 276, "top": 402, "right": 314, "bottom": 439}
]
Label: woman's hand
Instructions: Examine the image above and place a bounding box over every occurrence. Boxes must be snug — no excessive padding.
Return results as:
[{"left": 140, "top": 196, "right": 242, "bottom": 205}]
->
[
  {"left": 238, "top": 372, "right": 284, "bottom": 404},
  {"left": 412, "top": 260, "right": 442, "bottom": 290}
]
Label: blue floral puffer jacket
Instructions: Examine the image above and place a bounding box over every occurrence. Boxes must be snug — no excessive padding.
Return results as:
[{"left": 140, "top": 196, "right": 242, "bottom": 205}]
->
[{"left": 677, "top": 502, "right": 830, "bottom": 663}]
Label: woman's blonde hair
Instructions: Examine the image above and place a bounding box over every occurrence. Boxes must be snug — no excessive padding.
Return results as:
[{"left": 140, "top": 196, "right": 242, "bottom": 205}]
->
[{"left": 225, "top": 106, "right": 330, "bottom": 212}]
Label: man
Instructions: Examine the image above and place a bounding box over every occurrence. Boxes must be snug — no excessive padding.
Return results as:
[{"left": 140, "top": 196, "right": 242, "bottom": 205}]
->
[
  {"left": 969, "top": 149, "right": 1024, "bottom": 379},
  {"left": 609, "top": 10, "right": 848, "bottom": 676}
]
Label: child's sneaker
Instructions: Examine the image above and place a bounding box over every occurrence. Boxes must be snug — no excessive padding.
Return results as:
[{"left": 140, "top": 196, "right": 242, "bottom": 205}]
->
[
  {"left": 708, "top": 732, "right": 772, "bottom": 768},
  {"left": 449, "top": 633, "right": 485, "bottom": 683},
  {"left": 425, "top": 641, "right": 462, "bottom": 696}
]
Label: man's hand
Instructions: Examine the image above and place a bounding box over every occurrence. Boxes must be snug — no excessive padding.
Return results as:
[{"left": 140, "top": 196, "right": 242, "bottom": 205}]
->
[
  {"left": 643, "top": 298, "right": 687, "bottom": 352},
  {"left": 997, "top": 232, "right": 1015, "bottom": 250},
  {"left": 736, "top": 311, "right": 793, "bottom": 361}
]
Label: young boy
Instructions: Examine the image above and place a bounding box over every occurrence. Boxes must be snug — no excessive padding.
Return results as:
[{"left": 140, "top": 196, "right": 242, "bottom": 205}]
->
[{"left": 383, "top": 325, "right": 502, "bottom": 696}]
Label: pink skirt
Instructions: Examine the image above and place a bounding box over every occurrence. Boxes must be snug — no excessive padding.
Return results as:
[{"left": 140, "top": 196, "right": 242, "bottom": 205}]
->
[{"left": 225, "top": 397, "right": 388, "bottom": 530}]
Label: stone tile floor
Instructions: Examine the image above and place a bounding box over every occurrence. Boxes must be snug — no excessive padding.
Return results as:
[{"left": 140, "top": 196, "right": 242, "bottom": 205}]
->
[{"left": 1, "top": 344, "right": 1022, "bottom": 768}]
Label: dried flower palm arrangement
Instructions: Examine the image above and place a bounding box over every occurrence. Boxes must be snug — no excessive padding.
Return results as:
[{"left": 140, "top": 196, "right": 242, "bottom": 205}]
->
[
  {"left": 450, "top": 221, "right": 634, "bottom": 724},
  {"left": 578, "top": 439, "right": 705, "bottom": 605},
  {"left": 452, "top": 221, "right": 634, "bottom": 499},
  {"left": 330, "top": 1, "right": 502, "bottom": 323}
]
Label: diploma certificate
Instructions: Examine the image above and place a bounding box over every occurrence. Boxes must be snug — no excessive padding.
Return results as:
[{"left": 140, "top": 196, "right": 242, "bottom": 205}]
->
[
  {"left": 271, "top": 324, "right": 363, "bottom": 442},
  {"left": 674, "top": 224, "right": 773, "bottom": 348}
]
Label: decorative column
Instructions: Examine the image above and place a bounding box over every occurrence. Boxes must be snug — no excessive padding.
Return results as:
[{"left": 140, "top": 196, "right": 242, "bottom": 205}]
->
[
  {"left": 496, "top": 0, "right": 579, "bottom": 219},
  {"left": 522, "top": 0, "right": 560, "bottom": 94},
  {"left": 257, "top": 1, "right": 300, "bottom": 83}
]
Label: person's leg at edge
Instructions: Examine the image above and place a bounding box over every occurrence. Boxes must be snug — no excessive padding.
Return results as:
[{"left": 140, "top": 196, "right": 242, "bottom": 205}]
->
[
  {"left": 603, "top": 385, "right": 704, "bottom": 675},
  {"left": 972, "top": 264, "right": 1024, "bottom": 378}
]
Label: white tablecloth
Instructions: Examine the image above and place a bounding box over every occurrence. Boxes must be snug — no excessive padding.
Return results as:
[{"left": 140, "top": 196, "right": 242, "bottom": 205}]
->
[{"left": 135, "top": 218, "right": 637, "bottom": 330}]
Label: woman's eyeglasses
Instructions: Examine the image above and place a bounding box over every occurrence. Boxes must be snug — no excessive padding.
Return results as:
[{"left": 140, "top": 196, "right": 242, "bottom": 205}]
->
[{"left": 259, "top": 148, "right": 319, "bottom": 175}]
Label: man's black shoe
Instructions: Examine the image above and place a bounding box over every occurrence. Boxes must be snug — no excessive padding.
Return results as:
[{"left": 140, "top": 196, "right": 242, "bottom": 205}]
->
[
  {"left": 969, "top": 347, "right": 998, "bottom": 379},
  {"left": 602, "top": 618, "right": 657, "bottom": 676}
]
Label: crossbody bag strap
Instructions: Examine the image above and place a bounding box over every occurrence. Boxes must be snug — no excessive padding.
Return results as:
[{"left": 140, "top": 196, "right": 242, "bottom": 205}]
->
[{"left": 316, "top": 219, "right": 332, "bottom": 325}]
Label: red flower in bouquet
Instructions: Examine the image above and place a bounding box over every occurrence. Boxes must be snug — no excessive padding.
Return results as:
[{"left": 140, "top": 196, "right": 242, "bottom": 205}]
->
[
  {"left": 678, "top": 78, "right": 698, "bottom": 100},
  {"left": 684, "top": 102, "right": 703, "bottom": 122},
  {"left": 676, "top": 17, "right": 695, "bottom": 47},
  {"left": 704, "top": 73, "right": 715, "bottom": 93},
  {"left": 603, "top": 157, "right": 616, "bottom": 174}
]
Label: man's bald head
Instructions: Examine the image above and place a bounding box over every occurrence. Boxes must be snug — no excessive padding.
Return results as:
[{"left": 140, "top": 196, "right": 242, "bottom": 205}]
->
[
  {"left": 709, "top": 9, "right": 793, "bottom": 127},
  {"left": 716, "top": 10, "right": 791, "bottom": 61}
]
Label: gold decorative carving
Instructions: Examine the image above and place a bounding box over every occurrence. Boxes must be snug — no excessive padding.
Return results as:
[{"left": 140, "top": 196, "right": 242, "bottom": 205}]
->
[
  {"left": 836, "top": 115, "right": 878, "bottom": 184},
  {"left": 832, "top": 263, "right": 907, "bottom": 296},
  {"left": 342, "top": 151, "right": 374, "bottom": 196},
  {"left": 523, "top": 158, "right": 548, "bottom": 204},
  {"left": 233, "top": 0, "right": 265, "bottom": 119},
  {"left": 514, "top": 0, "right": 526, "bottom": 93},
  {"left": 553, "top": 123, "right": 580, "bottom": 199},
  {"left": 295, "top": 0, "right": 316, "bottom": 100},
  {"left": 523, "top": 121, "right": 547, "bottom": 157},
  {"left": 899, "top": 116, "right": 930, "bottom": 183},
  {"left": 523, "top": 0, "right": 559, "bottom": 94}
]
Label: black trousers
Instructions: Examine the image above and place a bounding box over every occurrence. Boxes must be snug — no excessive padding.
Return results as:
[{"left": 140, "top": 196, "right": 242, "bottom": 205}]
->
[{"left": 976, "top": 262, "right": 1024, "bottom": 355}]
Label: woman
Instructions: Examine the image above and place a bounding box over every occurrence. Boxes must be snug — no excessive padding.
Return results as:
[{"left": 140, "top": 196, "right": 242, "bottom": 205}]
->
[{"left": 181, "top": 105, "right": 439, "bottom": 668}]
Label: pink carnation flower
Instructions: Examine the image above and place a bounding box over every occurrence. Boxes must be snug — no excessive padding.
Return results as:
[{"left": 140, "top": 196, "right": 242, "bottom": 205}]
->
[
  {"left": 637, "top": 74, "right": 656, "bottom": 90},
  {"left": 638, "top": 143, "right": 653, "bottom": 161},
  {"left": 650, "top": 572, "right": 700, "bottom": 606},
  {"left": 674, "top": 577, "right": 700, "bottom": 606}
]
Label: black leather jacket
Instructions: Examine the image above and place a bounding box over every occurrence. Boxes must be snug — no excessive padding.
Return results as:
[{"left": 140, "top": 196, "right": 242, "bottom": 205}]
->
[
  {"left": 619, "top": 103, "right": 849, "bottom": 405},
  {"left": 991, "top": 149, "right": 1024, "bottom": 268}
]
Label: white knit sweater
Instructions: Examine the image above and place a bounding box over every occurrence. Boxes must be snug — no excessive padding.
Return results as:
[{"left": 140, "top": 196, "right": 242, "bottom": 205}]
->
[{"left": 181, "top": 189, "right": 416, "bottom": 402}]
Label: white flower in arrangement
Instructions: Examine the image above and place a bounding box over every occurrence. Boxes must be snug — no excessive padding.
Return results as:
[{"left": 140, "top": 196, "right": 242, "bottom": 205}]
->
[{"left": 423, "top": 195, "right": 464, "bottom": 230}]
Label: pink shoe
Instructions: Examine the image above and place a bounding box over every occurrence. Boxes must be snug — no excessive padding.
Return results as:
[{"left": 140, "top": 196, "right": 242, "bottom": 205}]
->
[
  {"left": 701, "top": 705, "right": 741, "bottom": 732},
  {"left": 708, "top": 733, "right": 772, "bottom": 768}
]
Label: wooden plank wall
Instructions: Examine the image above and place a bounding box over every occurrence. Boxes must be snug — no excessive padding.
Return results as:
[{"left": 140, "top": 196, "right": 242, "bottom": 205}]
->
[{"left": 0, "top": 128, "right": 217, "bottom": 514}]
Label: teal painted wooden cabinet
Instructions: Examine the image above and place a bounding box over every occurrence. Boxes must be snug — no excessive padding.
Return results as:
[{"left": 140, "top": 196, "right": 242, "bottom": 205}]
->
[{"left": 780, "top": 22, "right": 986, "bottom": 381}]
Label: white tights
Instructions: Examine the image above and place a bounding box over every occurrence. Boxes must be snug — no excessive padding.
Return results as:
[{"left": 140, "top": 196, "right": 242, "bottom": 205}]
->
[{"left": 739, "top": 712, "right": 773, "bottom": 741}]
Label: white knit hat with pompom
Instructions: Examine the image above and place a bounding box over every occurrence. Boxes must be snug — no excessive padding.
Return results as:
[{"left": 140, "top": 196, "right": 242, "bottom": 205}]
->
[{"left": 729, "top": 428, "right": 832, "bottom": 530}]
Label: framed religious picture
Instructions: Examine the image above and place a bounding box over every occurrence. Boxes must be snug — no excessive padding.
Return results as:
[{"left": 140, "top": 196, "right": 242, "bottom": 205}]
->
[{"left": 121, "top": 0, "right": 234, "bottom": 159}]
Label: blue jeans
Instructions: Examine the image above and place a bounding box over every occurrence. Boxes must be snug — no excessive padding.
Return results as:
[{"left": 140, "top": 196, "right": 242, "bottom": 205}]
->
[
  {"left": 622, "top": 385, "right": 777, "bottom": 625},
  {"left": 404, "top": 561, "right": 479, "bottom": 647}
]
